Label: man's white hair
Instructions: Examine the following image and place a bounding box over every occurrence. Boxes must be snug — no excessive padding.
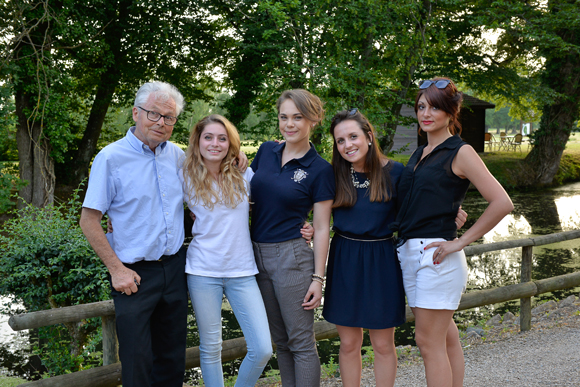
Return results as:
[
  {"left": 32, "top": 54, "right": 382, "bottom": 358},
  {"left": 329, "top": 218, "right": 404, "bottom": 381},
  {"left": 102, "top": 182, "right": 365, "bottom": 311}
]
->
[{"left": 134, "top": 81, "right": 185, "bottom": 116}]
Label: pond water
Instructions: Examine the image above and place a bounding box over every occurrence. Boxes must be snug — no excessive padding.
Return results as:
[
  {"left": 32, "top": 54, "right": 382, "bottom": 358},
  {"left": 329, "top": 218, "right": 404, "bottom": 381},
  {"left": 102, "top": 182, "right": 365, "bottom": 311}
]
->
[{"left": 2, "top": 183, "right": 580, "bottom": 382}]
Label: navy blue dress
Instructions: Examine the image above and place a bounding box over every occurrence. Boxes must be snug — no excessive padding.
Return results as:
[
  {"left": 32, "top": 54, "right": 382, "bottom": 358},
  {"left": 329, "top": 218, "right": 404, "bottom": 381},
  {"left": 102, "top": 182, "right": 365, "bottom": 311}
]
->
[{"left": 322, "top": 162, "right": 406, "bottom": 329}]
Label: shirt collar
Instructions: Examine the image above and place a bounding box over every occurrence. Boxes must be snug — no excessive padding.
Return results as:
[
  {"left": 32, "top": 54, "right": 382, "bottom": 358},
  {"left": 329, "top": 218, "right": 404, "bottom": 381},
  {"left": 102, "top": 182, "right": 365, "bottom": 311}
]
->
[
  {"left": 273, "top": 141, "right": 318, "bottom": 167},
  {"left": 428, "top": 134, "right": 463, "bottom": 151},
  {"left": 127, "top": 126, "right": 167, "bottom": 154}
]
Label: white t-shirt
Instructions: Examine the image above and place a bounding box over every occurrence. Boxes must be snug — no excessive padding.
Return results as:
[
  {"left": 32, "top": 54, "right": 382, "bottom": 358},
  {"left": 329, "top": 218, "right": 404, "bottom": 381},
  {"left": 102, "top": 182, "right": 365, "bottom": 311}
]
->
[{"left": 180, "top": 168, "right": 257, "bottom": 278}]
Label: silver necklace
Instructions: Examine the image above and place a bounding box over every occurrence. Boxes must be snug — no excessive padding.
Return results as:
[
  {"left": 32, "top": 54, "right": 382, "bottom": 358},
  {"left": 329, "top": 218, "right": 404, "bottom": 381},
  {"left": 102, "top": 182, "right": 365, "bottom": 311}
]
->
[{"left": 350, "top": 165, "right": 370, "bottom": 188}]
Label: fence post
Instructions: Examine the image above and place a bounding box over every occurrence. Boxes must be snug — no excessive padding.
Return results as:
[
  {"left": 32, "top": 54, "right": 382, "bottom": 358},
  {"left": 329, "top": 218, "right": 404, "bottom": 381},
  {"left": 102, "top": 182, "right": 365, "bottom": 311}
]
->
[
  {"left": 102, "top": 315, "right": 119, "bottom": 365},
  {"left": 520, "top": 245, "right": 533, "bottom": 331}
]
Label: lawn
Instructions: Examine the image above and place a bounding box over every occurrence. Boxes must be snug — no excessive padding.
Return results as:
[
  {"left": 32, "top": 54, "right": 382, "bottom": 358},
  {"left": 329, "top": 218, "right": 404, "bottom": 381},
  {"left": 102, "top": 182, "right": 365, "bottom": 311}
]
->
[{"left": 0, "top": 377, "right": 24, "bottom": 387}]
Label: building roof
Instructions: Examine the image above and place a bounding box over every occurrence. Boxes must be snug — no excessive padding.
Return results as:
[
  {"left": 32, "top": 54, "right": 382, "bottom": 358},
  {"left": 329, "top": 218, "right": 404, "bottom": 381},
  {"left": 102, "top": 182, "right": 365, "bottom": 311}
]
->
[{"left": 462, "top": 94, "right": 495, "bottom": 109}]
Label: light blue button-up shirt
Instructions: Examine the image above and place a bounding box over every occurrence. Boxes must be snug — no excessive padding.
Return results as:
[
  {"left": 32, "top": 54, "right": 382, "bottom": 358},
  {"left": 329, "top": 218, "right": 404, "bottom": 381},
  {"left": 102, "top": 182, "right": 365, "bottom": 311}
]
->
[{"left": 83, "top": 127, "right": 185, "bottom": 264}]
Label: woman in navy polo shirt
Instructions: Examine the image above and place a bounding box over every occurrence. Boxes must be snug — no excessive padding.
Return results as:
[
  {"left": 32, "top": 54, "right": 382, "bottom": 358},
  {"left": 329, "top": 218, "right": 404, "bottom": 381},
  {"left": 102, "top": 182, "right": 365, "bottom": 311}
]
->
[
  {"left": 394, "top": 78, "right": 513, "bottom": 386},
  {"left": 250, "top": 89, "right": 335, "bottom": 386}
]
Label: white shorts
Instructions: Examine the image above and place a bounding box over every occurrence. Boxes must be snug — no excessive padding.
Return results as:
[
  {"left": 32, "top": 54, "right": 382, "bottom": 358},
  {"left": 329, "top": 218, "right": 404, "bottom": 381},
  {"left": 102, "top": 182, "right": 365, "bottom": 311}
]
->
[{"left": 397, "top": 238, "right": 468, "bottom": 310}]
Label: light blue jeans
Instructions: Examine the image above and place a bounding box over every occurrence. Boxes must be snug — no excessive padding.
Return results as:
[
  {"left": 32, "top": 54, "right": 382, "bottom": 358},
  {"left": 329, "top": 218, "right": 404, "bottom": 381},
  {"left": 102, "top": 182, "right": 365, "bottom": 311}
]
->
[{"left": 187, "top": 274, "right": 272, "bottom": 387}]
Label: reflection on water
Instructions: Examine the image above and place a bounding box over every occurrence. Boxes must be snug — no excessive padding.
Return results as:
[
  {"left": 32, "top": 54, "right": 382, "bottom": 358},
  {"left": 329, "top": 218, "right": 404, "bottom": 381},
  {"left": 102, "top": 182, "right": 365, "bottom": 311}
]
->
[
  {"left": 460, "top": 184, "right": 580, "bottom": 319},
  {"left": 0, "top": 298, "right": 31, "bottom": 379}
]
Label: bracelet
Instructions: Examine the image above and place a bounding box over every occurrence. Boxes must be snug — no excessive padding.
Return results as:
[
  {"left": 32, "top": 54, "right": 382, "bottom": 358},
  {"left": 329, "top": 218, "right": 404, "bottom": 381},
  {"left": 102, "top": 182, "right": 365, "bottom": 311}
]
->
[
  {"left": 312, "top": 277, "right": 325, "bottom": 285},
  {"left": 312, "top": 273, "right": 326, "bottom": 281}
]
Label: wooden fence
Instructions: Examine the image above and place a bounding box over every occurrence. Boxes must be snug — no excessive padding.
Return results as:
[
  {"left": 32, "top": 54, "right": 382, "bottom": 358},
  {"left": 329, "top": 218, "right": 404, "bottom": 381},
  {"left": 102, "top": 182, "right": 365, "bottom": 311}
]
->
[{"left": 8, "top": 230, "right": 580, "bottom": 387}]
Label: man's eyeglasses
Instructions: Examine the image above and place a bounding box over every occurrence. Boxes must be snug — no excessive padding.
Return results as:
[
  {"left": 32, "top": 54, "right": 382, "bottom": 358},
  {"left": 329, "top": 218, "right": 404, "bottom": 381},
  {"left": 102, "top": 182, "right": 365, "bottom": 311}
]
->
[
  {"left": 137, "top": 106, "right": 178, "bottom": 126},
  {"left": 419, "top": 79, "right": 452, "bottom": 90}
]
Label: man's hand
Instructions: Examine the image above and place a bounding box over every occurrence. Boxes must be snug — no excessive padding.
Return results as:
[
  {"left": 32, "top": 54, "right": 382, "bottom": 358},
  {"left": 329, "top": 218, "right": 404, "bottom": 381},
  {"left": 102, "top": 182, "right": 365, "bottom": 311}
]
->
[
  {"left": 111, "top": 266, "right": 141, "bottom": 296},
  {"left": 80, "top": 208, "right": 143, "bottom": 296}
]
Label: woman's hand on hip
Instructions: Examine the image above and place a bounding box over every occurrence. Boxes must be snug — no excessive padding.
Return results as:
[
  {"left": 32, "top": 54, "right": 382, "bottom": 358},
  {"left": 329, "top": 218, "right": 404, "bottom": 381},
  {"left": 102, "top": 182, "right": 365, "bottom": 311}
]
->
[
  {"left": 302, "top": 281, "right": 323, "bottom": 310},
  {"left": 424, "top": 239, "right": 465, "bottom": 264}
]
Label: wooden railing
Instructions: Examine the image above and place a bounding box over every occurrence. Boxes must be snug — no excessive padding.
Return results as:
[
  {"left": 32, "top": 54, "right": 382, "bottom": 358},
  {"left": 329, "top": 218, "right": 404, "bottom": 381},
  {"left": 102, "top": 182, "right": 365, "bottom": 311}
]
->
[{"left": 9, "top": 230, "right": 580, "bottom": 386}]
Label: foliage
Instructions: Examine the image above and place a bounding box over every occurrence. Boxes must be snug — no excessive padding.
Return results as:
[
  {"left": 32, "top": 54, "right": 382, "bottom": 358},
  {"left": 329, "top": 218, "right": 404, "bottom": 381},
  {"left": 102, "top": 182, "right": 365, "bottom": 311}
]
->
[
  {"left": 33, "top": 322, "right": 103, "bottom": 377},
  {"left": 211, "top": 0, "right": 446, "bottom": 156},
  {"left": 0, "top": 187, "right": 109, "bottom": 374},
  {"left": 485, "top": 106, "right": 527, "bottom": 132},
  {"left": 428, "top": 0, "right": 580, "bottom": 184},
  {"left": 0, "top": 0, "right": 231, "bottom": 205},
  {"left": 0, "top": 163, "right": 26, "bottom": 214},
  {"left": 320, "top": 356, "right": 340, "bottom": 379},
  {"left": 0, "top": 89, "right": 18, "bottom": 162},
  {"left": 553, "top": 152, "right": 580, "bottom": 185}
]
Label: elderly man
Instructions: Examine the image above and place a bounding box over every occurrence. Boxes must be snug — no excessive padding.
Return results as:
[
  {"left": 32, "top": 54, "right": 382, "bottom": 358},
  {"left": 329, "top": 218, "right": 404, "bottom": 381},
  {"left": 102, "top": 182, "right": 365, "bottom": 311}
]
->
[{"left": 80, "top": 81, "right": 189, "bottom": 387}]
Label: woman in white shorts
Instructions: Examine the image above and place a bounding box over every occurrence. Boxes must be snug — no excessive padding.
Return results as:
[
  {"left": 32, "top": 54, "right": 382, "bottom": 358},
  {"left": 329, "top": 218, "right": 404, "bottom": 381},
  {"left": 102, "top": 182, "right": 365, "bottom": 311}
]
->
[{"left": 392, "top": 78, "right": 513, "bottom": 387}]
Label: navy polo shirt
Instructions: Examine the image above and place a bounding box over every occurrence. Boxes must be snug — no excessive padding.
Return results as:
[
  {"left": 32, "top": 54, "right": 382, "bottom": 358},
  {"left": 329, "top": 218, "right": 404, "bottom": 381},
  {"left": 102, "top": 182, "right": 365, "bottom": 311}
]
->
[{"left": 250, "top": 141, "right": 335, "bottom": 243}]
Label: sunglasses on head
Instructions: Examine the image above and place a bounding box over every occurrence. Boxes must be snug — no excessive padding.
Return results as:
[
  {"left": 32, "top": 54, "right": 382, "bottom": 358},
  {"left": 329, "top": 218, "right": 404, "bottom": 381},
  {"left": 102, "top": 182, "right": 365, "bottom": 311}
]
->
[
  {"left": 419, "top": 79, "right": 452, "bottom": 89},
  {"left": 347, "top": 108, "right": 358, "bottom": 116}
]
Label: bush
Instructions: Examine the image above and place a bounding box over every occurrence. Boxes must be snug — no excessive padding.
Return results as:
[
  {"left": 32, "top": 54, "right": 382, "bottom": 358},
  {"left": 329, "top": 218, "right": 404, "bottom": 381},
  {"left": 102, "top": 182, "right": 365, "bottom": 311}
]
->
[
  {"left": 0, "top": 162, "right": 26, "bottom": 214},
  {"left": 0, "top": 189, "right": 110, "bottom": 376}
]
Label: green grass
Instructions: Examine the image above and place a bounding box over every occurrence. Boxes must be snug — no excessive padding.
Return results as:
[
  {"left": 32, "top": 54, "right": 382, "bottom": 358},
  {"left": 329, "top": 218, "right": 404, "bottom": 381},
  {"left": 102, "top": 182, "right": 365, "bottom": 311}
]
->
[{"left": 0, "top": 376, "right": 25, "bottom": 387}]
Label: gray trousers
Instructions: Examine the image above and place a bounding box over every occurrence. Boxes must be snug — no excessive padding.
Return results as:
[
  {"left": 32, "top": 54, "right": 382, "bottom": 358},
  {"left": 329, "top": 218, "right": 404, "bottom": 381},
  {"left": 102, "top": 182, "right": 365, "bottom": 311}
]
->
[{"left": 253, "top": 238, "right": 321, "bottom": 387}]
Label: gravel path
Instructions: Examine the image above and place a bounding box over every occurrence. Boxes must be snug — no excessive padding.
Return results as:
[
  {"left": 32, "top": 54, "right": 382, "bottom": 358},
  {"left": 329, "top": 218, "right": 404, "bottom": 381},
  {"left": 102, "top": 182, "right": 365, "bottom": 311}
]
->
[
  {"left": 394, "top": 321, "right": 580, "bottom": 386},
  {"left": 241, "top": 296, "right": 580, "bottom": 387},
  {"left": 319, "top": 295, "right": 580, "bottom": 387}
]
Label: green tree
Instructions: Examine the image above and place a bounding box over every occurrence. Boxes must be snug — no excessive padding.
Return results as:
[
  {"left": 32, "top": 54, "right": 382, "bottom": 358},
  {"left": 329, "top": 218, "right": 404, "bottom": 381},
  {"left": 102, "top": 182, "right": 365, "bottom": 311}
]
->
[
  {"left": 426, "top": 0, "right": 580, "bottom": 185},
  {"left": 213, "top": 0, "right": 446, "bottom": 154},
  {"left": 0, "top": 0, "right": 228, "bottom": 206},
  {"left": 0, "top": 190, "right": 109, "bottom": 374}
]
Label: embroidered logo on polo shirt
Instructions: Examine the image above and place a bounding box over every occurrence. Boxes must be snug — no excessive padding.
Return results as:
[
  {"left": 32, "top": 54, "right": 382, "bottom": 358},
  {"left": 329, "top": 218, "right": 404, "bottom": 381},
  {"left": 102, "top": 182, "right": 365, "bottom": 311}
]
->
[{"left": 292, "top": 169, "right": 308, "bottom": 183}]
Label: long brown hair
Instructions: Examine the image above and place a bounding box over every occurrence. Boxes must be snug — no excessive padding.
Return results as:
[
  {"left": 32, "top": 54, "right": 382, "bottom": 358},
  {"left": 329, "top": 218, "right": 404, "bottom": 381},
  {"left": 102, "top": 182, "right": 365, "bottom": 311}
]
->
[
  {"left": 182, "top": 114, "right": 247, "bottom": 210},
  {"left": 330, "top": 109, "right": 391, "bottom": 208},
  {"left": 415, "top": 77, "right": 463, "bottom": 135}
]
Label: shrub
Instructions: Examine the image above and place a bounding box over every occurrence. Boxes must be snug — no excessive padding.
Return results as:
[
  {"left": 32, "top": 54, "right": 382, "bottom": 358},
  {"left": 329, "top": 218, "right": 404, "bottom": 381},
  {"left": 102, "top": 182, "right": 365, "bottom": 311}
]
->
[
  {"left": 0, "top": 162, "right": 26, "bottom": 214},
  {"left": 0, "top": 189, "right": 109, "bottom": 376}
]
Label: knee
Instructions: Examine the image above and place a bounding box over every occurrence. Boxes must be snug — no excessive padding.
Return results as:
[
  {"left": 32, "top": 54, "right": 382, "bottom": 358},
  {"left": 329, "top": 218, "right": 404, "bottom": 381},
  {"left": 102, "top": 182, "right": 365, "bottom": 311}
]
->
[
  {"left": 414, "top": 330, "right": 432, "bottom": 352},
  {"left": 445, "top": 327, "right": 461, "bottom": 350},
  {"left": 339, "top": 336, "right": 363, "bottom": 355},
  {"left": 249, "top": 335, "right": 273, "bottom": 363},
  {"left": 199, "top": 339, "right": 223, "bottom": 361},
  {"left": 249, "top": 345, "right": 273, "bottom": 366},
  {"left": 372, "top": 342, "right": 395, "bottom": 358}
]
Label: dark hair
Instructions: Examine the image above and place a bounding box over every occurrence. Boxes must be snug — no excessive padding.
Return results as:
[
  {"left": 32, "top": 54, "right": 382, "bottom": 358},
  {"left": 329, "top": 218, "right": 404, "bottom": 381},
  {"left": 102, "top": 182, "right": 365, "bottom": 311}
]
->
[
  {"left": 329, "top": 110, "right": 391, "bottom": 208},
  {"left": 276, "top": 89, "right": 325, "bottom": 126},
  {"left": 414, "top": 77, "right": 463, "bottom": 135}
]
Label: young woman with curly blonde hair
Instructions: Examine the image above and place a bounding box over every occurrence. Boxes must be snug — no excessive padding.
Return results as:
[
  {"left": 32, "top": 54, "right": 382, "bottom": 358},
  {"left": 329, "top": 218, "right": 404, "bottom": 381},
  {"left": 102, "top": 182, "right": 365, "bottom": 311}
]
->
[{"left": 180, "top": 114, "right": 272, "bottom": 387}]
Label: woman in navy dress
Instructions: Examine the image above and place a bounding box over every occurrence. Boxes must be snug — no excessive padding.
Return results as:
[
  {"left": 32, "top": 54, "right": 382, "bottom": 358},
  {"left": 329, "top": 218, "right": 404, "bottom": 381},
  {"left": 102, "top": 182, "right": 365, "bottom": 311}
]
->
[{"left": 322, "top": 109, "right": 405, "bottom": 387}]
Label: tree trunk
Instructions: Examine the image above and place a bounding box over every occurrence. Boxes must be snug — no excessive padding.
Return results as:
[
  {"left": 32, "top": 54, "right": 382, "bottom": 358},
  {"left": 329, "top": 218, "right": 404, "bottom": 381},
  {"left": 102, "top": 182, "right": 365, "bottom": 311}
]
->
[
  {"left": 15, "top": 89, "right": 55, "bottom": 208},
  {"left": 525, "top": 47, "right": 580, "bottom": 185},
  {"left": 63, "top": 69, "right": 119, "bottom": 186}
]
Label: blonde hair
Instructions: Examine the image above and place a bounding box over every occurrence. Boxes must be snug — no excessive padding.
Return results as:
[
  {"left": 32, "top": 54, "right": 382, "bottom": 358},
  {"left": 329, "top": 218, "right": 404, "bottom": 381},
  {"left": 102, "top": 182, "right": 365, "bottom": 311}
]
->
[{"left": 182, "top": 114, "right": 247, "bottom": 210}]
